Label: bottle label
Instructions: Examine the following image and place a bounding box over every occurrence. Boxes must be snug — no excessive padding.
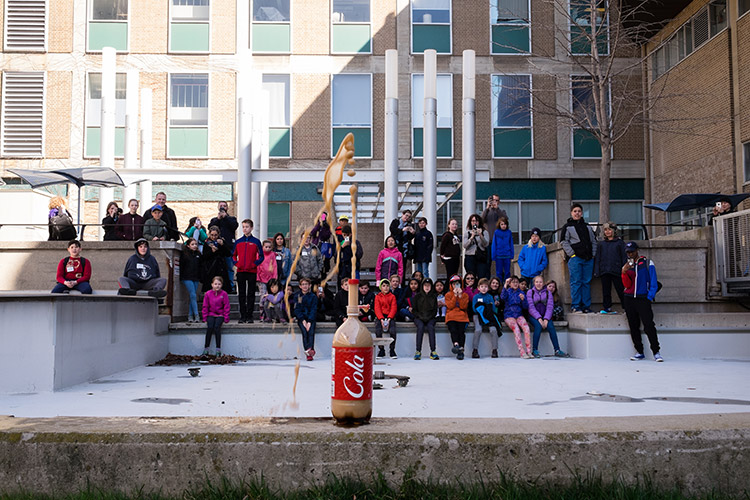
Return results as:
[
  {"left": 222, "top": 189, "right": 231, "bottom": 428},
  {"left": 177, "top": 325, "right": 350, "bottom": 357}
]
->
[{"left": 331, "top": 346, "right": 373, "bottom": 401}]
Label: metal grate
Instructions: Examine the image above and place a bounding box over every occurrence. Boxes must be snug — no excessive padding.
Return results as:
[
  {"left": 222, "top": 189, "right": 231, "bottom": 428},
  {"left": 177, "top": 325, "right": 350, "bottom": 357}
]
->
[
  {"left": 1, "top": 71, "right": 45, "bottom": 157},
  {"left": 714, "top": 209, "right": 750, "bottom": 295},
  {"left": 4, "top": 0, "right": 46, "bottom": 52},
  {"left": 693, "top": 8, "right": 709, "bottom": 48}
]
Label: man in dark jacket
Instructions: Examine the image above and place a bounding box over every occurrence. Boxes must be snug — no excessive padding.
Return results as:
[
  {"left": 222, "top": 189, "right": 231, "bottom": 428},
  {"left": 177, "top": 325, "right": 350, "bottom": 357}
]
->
[
  {"left": 117, "top": 238, "right": 167, "bottom": 297},
  {"left": 209, "top": 201, "right": 239, "bottom": 292},
  {"left": 338, "top": 225, "right": 363, "bottom": 280},
  {"left": 142, "top": 192, "right": 179, "bottom": 241},
  {"left": 413, "top": 217, "right": 434, "bottom": 278},
  {"left": 389, "top": 209, "right": 415, "bottom": 264}
]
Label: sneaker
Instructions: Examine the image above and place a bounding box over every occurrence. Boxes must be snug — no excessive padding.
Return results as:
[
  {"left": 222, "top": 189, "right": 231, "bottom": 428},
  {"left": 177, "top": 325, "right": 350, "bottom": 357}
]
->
[
  {"left": 310, "top": 349, "right": 316, "bottom": 357},
  {"left": 247, "top": 318, "right": 254, "bottom": 324},
  {"left": 630, "top": 353, "right": 645, "bottom": 361},
  {"left": 532, "top": 349, "right": 541, "bottom": 358},
  {"left": 414, "top": 351, "right": 421, "bottom": 360},
  {"left": 306, "top": 353, "right": 313, "bottom": 361},
  {"left": 581, "top": 308, "right": 592, "bottom": 314},
  {"left": 555, "top": 349, "right": 570, "bottom": 358},
  {"left": 654, "top": 352, "right": 664, "bottom": 362},
  {"left": 305, "top": 349, "right": 314, "bottom": 361},
  {"left": 430, "top": 351, "right": 440, "bottom": 360},
  {"left": 491, "top": 349, "right": 498, "bottom": 358},
  {"left": 472, "top": 349, "right": 480, "bottom": 359},
  {"left": 457, "top": 350, "right": 464, "bottom": 360},
  {"left": 148, "top": 289, "right": 167, "bottom": 298},
  {"left": 238, "top": 318, "right": 246, "bottom": 324},
  {"left": 377, "top": 348, "right": 386, "bottom": 358},
  {"left": 607, "top": 310, "right": 619, "bottom": 315},
  {"left": 201, "top": 349, "right": 209, "bottom": 356},
  {"left": 215, "top": 348, "right": 222, "bottom": 357},
  {"left": 451, "top": 343, "right": 460, "bottom": 354},
  {"left": 389, "top": 350, "right": 398, "bottom": 359},
  {"left": 117, "top": 288, "right": 136, "bottom": 296},
  {"left": 599, "top": 309, "right": 610, "bottom": 314},
  {"left": 570, "top": 307, "right": 580, "bottom": 313}
]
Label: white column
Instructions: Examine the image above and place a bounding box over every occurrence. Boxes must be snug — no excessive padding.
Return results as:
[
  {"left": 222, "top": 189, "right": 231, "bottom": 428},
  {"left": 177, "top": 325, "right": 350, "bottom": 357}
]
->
[
  {"left": 98, "top": 47, "right": 116, "bottom": 240},
  {"left": 122, "top": 70, "right": 139, "bottom": 205},
  {"left": 461, "top": 50, "right": 476, "bottom": 266},
  {"left": 139, "top": 87, "right": 153, "bottom": 213},
  {"left": 250, "top": 76, "right": 262, "bottom": 228},
  {"left": 423, "top": 50, "right": 438, "bottom": 279},
  {"left": 384, "top": 49, "right": 399, "bottom": 237},
  {"left": 237, "top": 98, "right": 252, "bottom": 223},
  {"left": 259, "top": 89, "right": 270, "bottom": 241}
]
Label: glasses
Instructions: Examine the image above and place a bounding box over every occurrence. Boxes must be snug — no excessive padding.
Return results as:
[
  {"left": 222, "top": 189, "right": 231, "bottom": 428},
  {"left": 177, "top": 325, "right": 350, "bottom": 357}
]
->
[{"left": 465, "top": 277, "right": 475, "bottom": 281}]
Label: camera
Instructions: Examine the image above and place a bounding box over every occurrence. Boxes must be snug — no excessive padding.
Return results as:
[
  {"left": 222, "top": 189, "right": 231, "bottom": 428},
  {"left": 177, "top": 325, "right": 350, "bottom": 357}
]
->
[
  {"left": 628, "top": 259, "right": 634, "bottom": 266},
  {"left": 472, "top": 225, "right": 478, "bottom": 230}
]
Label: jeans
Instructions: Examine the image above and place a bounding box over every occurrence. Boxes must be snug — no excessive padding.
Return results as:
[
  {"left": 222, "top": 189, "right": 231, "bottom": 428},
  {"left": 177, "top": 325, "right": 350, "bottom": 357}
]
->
[
  {"left": 528, "top": 316, "right": 560, "bottom": 351},
  {"left": 224, "top": 256, "right": 236, "bottom": 291},
  {"left": 414, "top": 318, "right": 436, "bottom": 352},
  {"left": 118, "top": 277, "right": 167, "bottom": 291},
  {"left": 375, "top": 318, "right": 398, "bottom": 352},
  {"left": 297, "top": 319, "right": 316, "bottom": 351},
  {"left": 495, "top": 258, "right": 511, "bottom": 282},
  {"left": 600, "top": 273, "right": 625, "bottom": 310},
  {"left": 182, "top": 280, "right": 200, "bottom": 319},
  {"left": 205, "top": 315, "right": 224, "bottom": 348},
  {"left": 415, "top": 261, "right": 430, "bottom": 279},
  {"left": 568, "top": 256, "right": 594, "bottom": 310},
  {"left": 51, "top": 282, "right": 92, "bottom": 294},
  {"left": 236, "top": 272, "right": 257, "bottom": 321}
]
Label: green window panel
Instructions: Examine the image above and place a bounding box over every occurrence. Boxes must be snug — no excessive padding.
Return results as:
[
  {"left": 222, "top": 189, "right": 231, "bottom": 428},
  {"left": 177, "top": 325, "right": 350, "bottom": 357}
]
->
[
  {"left": 493, "top": 128, "right": 532, "bottom": 158},
  {"left": 413, "top": 127, "right": 452, "bottom": 157},
  {"left": 169, "top": 127, "right": 209, "bottom": 157},
  {"left": 170, "top": 23, "right": 210, "bottom": 52},
  {"left": 570, "top": 26, "right": 609, "bottom": 55},
  {"left": 412, "top": 25, "right": 450, "bottom": 53},
  {"left": 252, "top": 23, "right": 291, "bottom": 52},
  {"left": 332, "top": 128, "right": 371, "bottom": 157},
  {"left": 269, "top": 128, "right": 291, "bottom": 157},
  {"left": 571, "top": 179, "right": 644, "bottom": 201},
  {"left": 85, "top": 127, "right": 126, "bottom": 158},
  {"left": 88, "top": 22, "right": 128, "bottom": 51},
  {"left": 491, "top": 25, "right": 530, "bottom": 54},
  {"left": 332, "top": 24, "right": 371, "bottom": 53},
  {"left": 573, "top": 129, "right": 602, "bottom": 158},
  {"left": 268, "top": 202, "right": 291, "bottom": 238}
]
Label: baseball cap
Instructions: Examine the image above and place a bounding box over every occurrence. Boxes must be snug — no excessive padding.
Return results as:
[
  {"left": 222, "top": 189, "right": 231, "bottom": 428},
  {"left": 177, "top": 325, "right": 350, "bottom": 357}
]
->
[
  {"left": 449, "top": 274, "right": 462, "bottom": 284},
  {"left": 625, "top": 241, "right": 639, "bottom": 252},
  {"left": 151, "top": 204, "right": 163, "bottom": 212}
]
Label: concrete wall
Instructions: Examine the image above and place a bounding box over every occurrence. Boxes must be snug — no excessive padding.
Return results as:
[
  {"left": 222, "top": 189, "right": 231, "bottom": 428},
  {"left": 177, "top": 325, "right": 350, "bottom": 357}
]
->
[{"left": 0, "top": 295, "right": 166, "bottom": 392}]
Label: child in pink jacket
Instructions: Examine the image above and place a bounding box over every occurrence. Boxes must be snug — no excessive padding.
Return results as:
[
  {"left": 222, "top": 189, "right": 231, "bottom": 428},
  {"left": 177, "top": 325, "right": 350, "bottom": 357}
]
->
[
  {"left": 202, "top": 276, "right": 230, "bottom": 356},
  {"left": 256, "top": 239, "right": 278, "bottom": 298}
]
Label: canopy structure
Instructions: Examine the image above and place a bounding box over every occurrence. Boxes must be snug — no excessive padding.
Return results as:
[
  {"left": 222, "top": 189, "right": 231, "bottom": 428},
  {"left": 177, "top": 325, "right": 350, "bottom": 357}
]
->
[
  {"left": 8, "top": 167, "right": 126, "bottom": 227},
  {"left": 645, "top": 193, "right": 750, "bottom": 212}
]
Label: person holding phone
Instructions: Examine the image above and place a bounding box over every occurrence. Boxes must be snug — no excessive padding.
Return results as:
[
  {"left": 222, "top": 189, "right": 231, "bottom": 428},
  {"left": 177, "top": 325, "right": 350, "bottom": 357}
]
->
[
  {"left": 445, "top": 274, "right": 470, "bottom": 360},
  {"left": 621, "top": 242, "right": 664, "bottom": 362}
]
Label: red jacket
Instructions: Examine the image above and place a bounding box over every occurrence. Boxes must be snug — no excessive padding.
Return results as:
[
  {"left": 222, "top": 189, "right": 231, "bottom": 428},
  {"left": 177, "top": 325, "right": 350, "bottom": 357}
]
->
[
  {"left": 233, "top": 235, "right": 263, "bottom": 273},
  {"left": 374, "top": 292, "right": 397, "bottom": 320},
  {"left": 56, "top": 257, "right": 91, "bottom": 284}
]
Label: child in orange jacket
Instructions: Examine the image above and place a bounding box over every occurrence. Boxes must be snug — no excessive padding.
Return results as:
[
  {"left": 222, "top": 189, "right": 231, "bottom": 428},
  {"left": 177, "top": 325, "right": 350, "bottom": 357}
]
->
[
  {"left": 374, "top": 278, "right": 398, "bottom": 359},
  {"left": 445, "top": 274, "right": 470, "bottom": 359}
]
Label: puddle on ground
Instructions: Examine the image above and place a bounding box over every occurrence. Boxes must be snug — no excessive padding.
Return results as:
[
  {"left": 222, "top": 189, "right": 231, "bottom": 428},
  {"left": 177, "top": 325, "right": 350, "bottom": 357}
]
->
[
  {"left": 92, "top": 379, "right": 136, "bottom": 384},
  {"left": 643, "top": 396, "right": 750, "bottom": 405},
  {"left": 559, "top": 393, "right": 750, "bottom": 405},
  {"left": 131, "top": 397, "right": 191, "bottom": 405}
]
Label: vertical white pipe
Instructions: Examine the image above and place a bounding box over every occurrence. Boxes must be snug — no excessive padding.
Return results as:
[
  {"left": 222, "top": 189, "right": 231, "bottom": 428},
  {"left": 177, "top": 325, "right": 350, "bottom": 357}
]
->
[
  {"left": 462, "top": 50, "right": 476, "bottom": 268},
  {"left": 237, "top": 98, "right": 253, "bottom": 223},
  {"left": 259, "top": 89, "right": 270, "bottom": 241},
  {"left": 250, "top": 77, "right": 262, "bottom": 229},
  {"left": 423, "top": 49, "right": 438, "bottom": 279},
  {"left": 124, "top": 70, "right": 139, "bottom": 170},
  {"left": 384, "top": 49, "right": 399, "bottom": 236},
  {"left": 139, "top": 87, "right": 153, "bottom": 213},
  {"left": 99, "top": 47, "right": 116, "bottom": 240}
]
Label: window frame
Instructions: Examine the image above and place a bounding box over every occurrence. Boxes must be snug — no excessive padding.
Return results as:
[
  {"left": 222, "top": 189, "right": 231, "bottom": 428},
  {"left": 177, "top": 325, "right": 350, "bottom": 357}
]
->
[
  {"left": 490, "top": 0, "right": 531, "bottom": 55},
  {"left": 83, "top": 71, "right": 128, "bottom": 159},
  {"left": 410, "top": 0, "right": 453, "bottom": 54},
  {"left": 3, "top": 0, "right": 48, "bottom": 52},
  {"left": 568, "top": 0, "right": 609, "bottom": 56},
  {"left": 168, "top": 0, "right": 211, "bottom": 54},
  {"left": 743, "top": 141, "right": 750, "bottom": 184},
  {"left": 411, "top": 72, "right": 454, "bottom": 159},
  {"left": 87, "top": 0, "right": 129, "bottom": 53},
  {"left": 570, "top": 73, "right": 610, "bottom": 159},
  {"left": 491, "top": 73, "right": 533, "bottom": 159},
  {"left": 167, "top": 72, "right": 210, "bottom": 159},
  {"left": 574, "top": 200, "right": 645, "bottom": 238},
  {"left": 263, "top": 73, "right": 292, "bottom": 159},
  {"left": 330, "top": 0, "right": 372, "bottom": 54},
  {"left": 251, "top": 0, "right": 292, "bottom": 54},
  {"left": 741, "top": 0, "right": 750, "bottom": 18},
  {"left": 330, "top": 73, "right": 373, "bottom": 159}
]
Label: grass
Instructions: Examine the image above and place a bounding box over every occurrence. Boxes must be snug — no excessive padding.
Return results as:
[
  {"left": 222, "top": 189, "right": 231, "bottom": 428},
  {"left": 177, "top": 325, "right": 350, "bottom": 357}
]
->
[{"left": 1, "top": 472, "right": 747, "bottom": 500}]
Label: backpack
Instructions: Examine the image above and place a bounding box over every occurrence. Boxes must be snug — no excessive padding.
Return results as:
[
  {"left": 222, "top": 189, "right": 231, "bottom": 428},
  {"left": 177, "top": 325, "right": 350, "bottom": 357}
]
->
[
  {"left": 50, "top": 212, "right": 77, "bottom": 241},
  {"left": 63, "top": 256, "right": 87, "bottom": 277}
]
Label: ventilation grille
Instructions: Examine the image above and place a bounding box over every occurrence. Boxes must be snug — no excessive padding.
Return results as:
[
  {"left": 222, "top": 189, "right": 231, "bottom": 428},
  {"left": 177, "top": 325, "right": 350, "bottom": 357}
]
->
[
  {"left": 1, "top": 71, "right": 45, "bottom": 157},
  {"left": 4, "top": 0, "right": 46, "bottom": 51},
  {"left": 693, "top": 8, "right": 709, "bottom": 48}
]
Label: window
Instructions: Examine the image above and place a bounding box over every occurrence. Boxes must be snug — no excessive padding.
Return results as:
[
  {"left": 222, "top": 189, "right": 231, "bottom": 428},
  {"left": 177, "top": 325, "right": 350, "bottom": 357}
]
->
[
  {"left": 492, "top": 74, "right": 532, "bottom": 158},
  {"left": 744, "top": 142, "right": 750, "bottom": 184},
  {"left": 412, "top": 74, "right": 453, "bottom": 157},
  {"left": 332, "top": 0, "right": 371, "bottom": 53},
  {"left": 263, "top": 74, "right": 291, "bottom": 158},
  {"left": 88, "top": 0, "right": 128, "bottom": 51},
  {"left": 741, "top": 0, "right": 750, "bottom": 17},
  {"left": 666, "top": 208, "right": 710, "bottom": 235},
  {"left": 169, "top": 73, "right": 208, "bottom": 157},
  {"left": 4, "top": 0, "right": 46, "bottom": 52},
  {"left": 170, "top": 0, "right": 209, "bottom": 52},
  {"left": 491, "top": 0, "right": 530, "bottom": 54},
  {"left": 577, "top": 201, "right": 644, "bottom": 239},
  {"left": 571, "top": 75, "right": 608, "bottom": 158},
  {"left": 1, "top": 71, "right": 44, "bottom": 157},
  {"left": 332, "top": 74, "right": 372, "bottom": 158},
  {"left": 411, "top": 0, "right": 451, "bottom": 53},
  {"left": 569, "top": 0, "right": 608, "bottom": 55},
  {"left": 497, "top": 201, "right": 557, "bottom": 243},
  {"left": 85, "top": 72, "right": 127, "bottom": 158},
  {"left": 252, "top": 0, "right": 290, "bottom": 52}
]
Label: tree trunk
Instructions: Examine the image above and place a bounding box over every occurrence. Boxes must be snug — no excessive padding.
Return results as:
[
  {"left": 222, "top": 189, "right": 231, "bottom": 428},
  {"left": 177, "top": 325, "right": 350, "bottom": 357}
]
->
[{"left": 598, "top": 142, "right": 612, "bottom": 227}]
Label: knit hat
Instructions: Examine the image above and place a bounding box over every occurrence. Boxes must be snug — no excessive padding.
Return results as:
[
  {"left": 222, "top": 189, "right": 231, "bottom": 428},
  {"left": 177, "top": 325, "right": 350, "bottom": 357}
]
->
[
  {"left": 378, "top": 278, "right": 390, "bottom": 288},
  {"left": 530, "top": 227, "right": 541, "bottom": 236}
]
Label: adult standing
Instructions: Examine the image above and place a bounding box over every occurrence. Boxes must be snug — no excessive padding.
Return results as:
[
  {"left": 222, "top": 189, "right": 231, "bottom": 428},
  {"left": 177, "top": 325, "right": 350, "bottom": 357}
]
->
[
  {"left": 440, "top": 218, "right": 461, "bottom": 277},
  {"left": 462, "top": 214, "right": 490, "bottom": 279},
  {"left": 560, "top": 203, "right": 597, "bottom": 314},
  {"left": 594, "top": 222, "right": 627, "bottom": 314},
  {"left": 622, "top": 241, "right": 664, "bottom": 362},
  {"left": 143, "top": 192, "right": 179, "bottom": 241},
  {"left": 482, "top": 194, "right": 507, "bottom": 274},
  {"left": 209, "top": 201, "right": 239, "bottom": 293},
  {"left": 389, "top": 209, "right": 415, "bottom": 276},
  {"left": 48, "top": 196, "right": 76, "bottom": 241},
  {"left": 102, "top": 201, "right": 121, "bottom": 241},
  {"left": 116, "top": 199, "right": 144, "bottom": 241},
  {"left": 413, "top": 217, "right": 434, "bottom": 279},
  {"left": 202, "top": 225, "right": 232, "bottom": 294}
]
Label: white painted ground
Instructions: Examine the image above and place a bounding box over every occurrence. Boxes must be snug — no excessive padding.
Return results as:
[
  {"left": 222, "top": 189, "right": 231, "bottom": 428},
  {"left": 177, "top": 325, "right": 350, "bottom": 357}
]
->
[{"left": 2, "top": 356, "right": 750, "bottom": 419}]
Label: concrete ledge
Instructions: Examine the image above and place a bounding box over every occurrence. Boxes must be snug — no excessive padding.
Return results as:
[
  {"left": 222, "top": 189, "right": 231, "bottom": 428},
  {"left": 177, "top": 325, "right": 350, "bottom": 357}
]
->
[{"left": 0, "top": 414, "right": 747, "bottom": 495}]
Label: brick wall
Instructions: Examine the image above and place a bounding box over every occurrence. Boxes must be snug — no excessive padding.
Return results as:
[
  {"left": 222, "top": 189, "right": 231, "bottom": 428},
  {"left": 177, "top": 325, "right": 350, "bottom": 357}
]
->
[
  {"left": 211, "top": 0, "right": 236, "bottom": 54},
  {"left": 454, "top": 0, "right": 490, "bottom": 55},
  {"left": 476, "top": 70, "right": 492, "bottom": 159},
  {"left": 612, "top": 73, "right": 645, "bottom": 161},
  {"left": 372, "top": 73, "right": 385, "bottom": 160},
  {"left": 49, "top": 0, "right": 73, "bottom": 53},
  {"left": 372, "top": 0, "right": 396, "bottom": 54},
  {"left": 131, "top": 0, "right": 168, "bottom": 53},
  {"left": 141, "top": 72, "right": 168, "bottom": 160},
  {"left": 293, "top": 1, "right": 329, "bottom": 55},
  {"left": 530, "top": 0, "right": 555, "bottom": 57},
  {"left": 532, "top": 74, "right": 557, "bottom": 160},
  {"left": 738, "top": 13, "right": 750, "bottom": 147},
  {"left": 292, "top": 74, "right": 330, "bottom": 159},
  {"left": 209, "top": 72, "right": 235, "bottom": 159},
  {"left": 45, "top": 71, "right": 72, "bottom": 158}
]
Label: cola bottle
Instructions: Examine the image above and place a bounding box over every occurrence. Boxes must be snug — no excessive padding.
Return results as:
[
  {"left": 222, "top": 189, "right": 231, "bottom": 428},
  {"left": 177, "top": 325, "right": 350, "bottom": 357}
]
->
[{"left": 331, "top": 279, "right": 373, "bottom": 426}]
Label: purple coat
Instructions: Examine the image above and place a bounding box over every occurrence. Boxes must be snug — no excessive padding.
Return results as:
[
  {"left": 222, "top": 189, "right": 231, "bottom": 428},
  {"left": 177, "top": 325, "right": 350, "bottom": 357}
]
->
[
  {"left": 526, "top": 287, "right": 553, "bottom": 321},
  {"left": 202, "top": 289, "right": 230, "bottom": 322}
]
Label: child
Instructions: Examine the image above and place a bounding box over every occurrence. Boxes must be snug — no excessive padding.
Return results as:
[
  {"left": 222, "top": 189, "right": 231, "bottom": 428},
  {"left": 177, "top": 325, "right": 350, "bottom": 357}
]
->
[
  {"left": 257, "top": 239, "right": 278, "bottom": 298},
  {"left": 501, "top": 276, "right": 532, "bottom": 358},
  {"left": 517, "top": 227, "right": 548, "bottom": 281},
  {"left": 434, "top": 279, "right": 447, "bottom": 320},
  {"left": 445, "top": 274, "right": 470, "bottom": 360},
  {"left": 52, "top": 239, "right": 93, "bottom": 294},
  {"left": 412, "top": 278, "right": 439, "bottom": 360},
  {"left": 376, "top": 236, "right": 403, "bottom": 282},
  {"left": 527, "top": 276, "right": 569, "bottom": 358},
  {"left": 293, "top": 277, "right": 318, "bottom": 361},
  {"left": 332, "top": 277, "right": 350, "bottom": 327},
  {"left": 116, "top": 198, "right": 144, "bottom": 241},
  {"left": 338, "top": 225, "right": 362, "bottom": 280},
  {"left": 143, "top": 205, "right": 168, "bottom": 241},
  {"left": 492, "top": 216, "right": 514, "bottom": 282},
  {"left": 547, "top": 280, "right": 565, "bottom": 322},
  {"left": 118, "top": 238, "right": 167, "bottom": 297},
  {"left": 398, "top": 277, "right": 420, "bottom": 321},
  {"left": 185, "top": 217, "right": 208, "bottom": 247},
  {"left": 260, "top": 278, "right": 285, "bottom": 323},
  {"left": 180, "top": 238, "right": 201, "bottom": 322},
  {"left": 412, "top": 271, "right": 424, "bottom": 282},
  {"left": 202, "top": 276, "right": 230, "bottom": 357},
  {"left": 357, "top": 281, "right": 376, "bottom": 322},
  {"left": 233, "top": 219, "right": 263, "bottom": 323},
  {"left": 471, "top": 278, "right": 501, "bottom": 358},
  {"left": 374, "top": 278, "right": 398, "bottom": 359},
  {"left": 595, "top": 221, "right": 627, "bottom": 314},
  {"left": 489, "top": 277, "right": 503, "bottom": 311}
]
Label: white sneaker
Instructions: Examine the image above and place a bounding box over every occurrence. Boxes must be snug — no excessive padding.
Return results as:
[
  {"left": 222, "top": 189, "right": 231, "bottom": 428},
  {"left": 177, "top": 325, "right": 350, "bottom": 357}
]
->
[{"left": 654, "top": 352, "right": 664, "bottom": 362}]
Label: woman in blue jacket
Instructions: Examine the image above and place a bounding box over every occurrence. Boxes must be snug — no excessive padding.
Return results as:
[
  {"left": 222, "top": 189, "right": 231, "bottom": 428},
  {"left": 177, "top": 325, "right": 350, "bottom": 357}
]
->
[{"left": 517, "top": 227, "right": 548, "bottom": 281}]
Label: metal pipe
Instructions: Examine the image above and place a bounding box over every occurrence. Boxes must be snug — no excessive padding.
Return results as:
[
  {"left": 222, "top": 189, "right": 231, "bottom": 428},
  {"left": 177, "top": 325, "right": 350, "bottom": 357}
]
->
[
  {"left": 237, "top": 98, "right": 252, "bottom": 223},
  {"left": 423, "top": 50, "right": 438, "bottom": 279},
  {"left": 384, "top": 49, "right": 399, "bottom": 237},
  {"left": 259, "top": 90, "right": 270, "bottom": 240},
  {"left": 461, "top": 50, "right": 477, "bottom": 269},
  {"left": 139, "top": 87, "right": 153, "bottom": 212},
  {"left": 99, "top": 47, "right": 116, "bottom": 240}
]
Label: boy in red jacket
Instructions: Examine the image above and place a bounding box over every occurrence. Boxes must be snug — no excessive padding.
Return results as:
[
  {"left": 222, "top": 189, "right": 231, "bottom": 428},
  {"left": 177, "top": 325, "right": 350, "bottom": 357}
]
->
[
  {"left": 233, "top": 219, "right": 264, "bottom": 323},
  {"left": 374, "top": 278, "right": 398, "bottom": 359},
  {"left": 52, "top": 239, "right": 92, "bottom": 294}
]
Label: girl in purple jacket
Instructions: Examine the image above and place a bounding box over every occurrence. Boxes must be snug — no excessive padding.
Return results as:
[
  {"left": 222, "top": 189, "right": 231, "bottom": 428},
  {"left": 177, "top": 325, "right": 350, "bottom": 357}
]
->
[
  {"left": 202, "top": 276, "right": 231, "bottom": 356},
  {"left": 526, "top": 276, "right": 569, "bottom": 358}
]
